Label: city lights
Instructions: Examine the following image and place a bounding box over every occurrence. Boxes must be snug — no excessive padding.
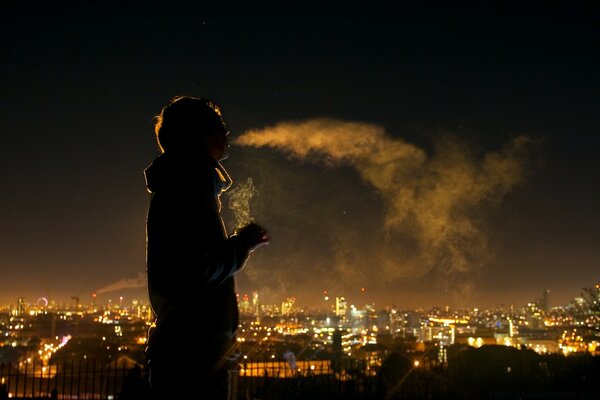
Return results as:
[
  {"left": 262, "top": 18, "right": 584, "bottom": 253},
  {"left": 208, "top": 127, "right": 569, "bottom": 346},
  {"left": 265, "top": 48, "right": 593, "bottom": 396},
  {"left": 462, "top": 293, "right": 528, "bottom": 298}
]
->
[{"left": 1, "top": 285, "right": 600, "bottom": 397}]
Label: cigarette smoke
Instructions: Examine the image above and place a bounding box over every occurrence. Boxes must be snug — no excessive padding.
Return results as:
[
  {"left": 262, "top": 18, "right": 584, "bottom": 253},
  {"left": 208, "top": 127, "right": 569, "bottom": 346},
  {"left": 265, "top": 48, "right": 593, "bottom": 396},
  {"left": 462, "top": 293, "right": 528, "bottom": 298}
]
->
[
  {"left": 227, "top": 177, "right": 259, "bottom": 230},
  {"left": 95, "top": 272, "right": 146, "bottom": 294},
  {"left": 236, "top": 118, "right": 536, "bottom": 300}
]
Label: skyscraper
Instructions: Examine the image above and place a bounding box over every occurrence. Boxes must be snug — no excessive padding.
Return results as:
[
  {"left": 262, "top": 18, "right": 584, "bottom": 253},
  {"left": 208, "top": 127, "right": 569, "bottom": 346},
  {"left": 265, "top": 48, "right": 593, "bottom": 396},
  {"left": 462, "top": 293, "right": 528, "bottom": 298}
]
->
[
  {"left": 281, "top": 297, "right": 296, "bottom": 316},
  {"left": 541, "top": 289, "right": 550, "bottom": 314},
  {"left": 252, "top": 291, "right": 260, "bottom": 316},
  {"left": 335, "top": 297, "right": 347, "bottom": 319},
  {"left": 17, "top": 297, "right": 26, "bottom": 316}
]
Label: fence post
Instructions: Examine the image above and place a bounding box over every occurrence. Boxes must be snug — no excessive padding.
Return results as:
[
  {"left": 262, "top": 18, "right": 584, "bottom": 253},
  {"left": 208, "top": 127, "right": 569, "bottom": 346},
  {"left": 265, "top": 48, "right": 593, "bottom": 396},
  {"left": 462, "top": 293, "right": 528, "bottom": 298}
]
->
[
  {"left": 30, "top": 358, "right": 35, "bottom": 397},
  {"left": 76, "top": 359, "right": 82, "bottom": 399},
  {"left": 83, "top": 358, "right": 89, "bottom": 400},
  {"left": 105, "top": 359, "right": 112, "bottom": 398},
  {"left": 61, "top": 361, "right": 67, "bottom": 400},
  {"left": 230, "top": 369, "right": 238, "bottom": 400},
  {"left": 0, "top": 362, "right": 8, "bottom": 400},
  {"left": 91, "top": 360, "right": 97, "bottom": 399},
  {"left": 69, "top": 360, "right": 75, "bottom": 400},
  {"left": 14, "top": 360, "right": 20, "bottom": 398}
]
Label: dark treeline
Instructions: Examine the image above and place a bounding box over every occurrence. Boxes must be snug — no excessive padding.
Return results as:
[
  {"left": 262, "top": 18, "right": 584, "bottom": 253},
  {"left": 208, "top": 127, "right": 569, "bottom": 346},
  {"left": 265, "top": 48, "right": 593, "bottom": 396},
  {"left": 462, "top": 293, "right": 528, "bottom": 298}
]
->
[{"left": 378, "top": 344, "right": 600, "bottom": 399}]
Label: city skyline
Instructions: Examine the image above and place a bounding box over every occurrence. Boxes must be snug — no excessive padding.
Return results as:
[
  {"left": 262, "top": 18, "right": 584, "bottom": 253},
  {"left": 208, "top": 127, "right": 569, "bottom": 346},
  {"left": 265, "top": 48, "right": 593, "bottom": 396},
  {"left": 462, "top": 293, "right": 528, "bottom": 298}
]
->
[
  {"left": 1, "top": 3, "right": 599, "bottom": 308},
  {"left": 3, "top": 278, "right": 599, "bottom": 399},
  {"left": 2, "top": 284, "right": 596, "bottom": 316}
]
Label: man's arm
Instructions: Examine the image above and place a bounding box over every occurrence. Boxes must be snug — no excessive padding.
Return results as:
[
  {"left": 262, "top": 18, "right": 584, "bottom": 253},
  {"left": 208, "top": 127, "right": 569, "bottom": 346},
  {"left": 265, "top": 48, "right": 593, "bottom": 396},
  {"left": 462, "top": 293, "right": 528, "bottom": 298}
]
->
[{"left": 192, "top": 222, "right": 269, "bottom": 287}]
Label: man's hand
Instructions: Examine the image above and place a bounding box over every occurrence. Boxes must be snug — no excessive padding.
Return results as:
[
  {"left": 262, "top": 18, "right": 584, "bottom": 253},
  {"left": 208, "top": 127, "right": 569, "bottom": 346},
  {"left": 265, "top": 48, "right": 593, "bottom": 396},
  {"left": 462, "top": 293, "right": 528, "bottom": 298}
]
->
[{"left": 237, "top": 222, "right": 269, "bottom": 252}]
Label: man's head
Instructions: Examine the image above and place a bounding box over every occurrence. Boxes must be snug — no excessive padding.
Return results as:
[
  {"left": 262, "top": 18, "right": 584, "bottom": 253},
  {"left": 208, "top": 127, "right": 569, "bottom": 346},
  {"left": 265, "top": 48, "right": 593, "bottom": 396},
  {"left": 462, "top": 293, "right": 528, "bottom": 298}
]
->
[{"left": 154, "top": 96, "right": 230, "bottom": 161}]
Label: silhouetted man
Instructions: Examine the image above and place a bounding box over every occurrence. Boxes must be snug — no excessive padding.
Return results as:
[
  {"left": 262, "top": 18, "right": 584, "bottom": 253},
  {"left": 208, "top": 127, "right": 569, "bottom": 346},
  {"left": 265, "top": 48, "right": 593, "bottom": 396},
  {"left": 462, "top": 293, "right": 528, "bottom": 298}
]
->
[{"left": 144, "top": 96, "right": 269, "bottom": 399}]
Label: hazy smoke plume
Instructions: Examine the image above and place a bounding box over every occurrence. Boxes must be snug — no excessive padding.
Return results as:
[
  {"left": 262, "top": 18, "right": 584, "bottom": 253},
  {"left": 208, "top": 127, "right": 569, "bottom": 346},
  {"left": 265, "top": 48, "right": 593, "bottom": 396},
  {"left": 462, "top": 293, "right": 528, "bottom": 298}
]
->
[
  {"left": 236, "top": 118, "right": 535, "bottom": 298},
  {"left": 96, "top": 272, "right": 145, "bottom": 294},
  {"left": 227, "top": 177, "right": 259, "bottom": 230}
]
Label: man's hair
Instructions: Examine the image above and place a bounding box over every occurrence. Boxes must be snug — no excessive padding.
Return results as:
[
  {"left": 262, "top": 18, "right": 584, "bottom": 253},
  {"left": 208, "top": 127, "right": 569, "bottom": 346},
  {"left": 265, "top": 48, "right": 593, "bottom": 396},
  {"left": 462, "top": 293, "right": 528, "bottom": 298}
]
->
[{"left": 154, "top": 96, "right": 227, "bottom": 153}]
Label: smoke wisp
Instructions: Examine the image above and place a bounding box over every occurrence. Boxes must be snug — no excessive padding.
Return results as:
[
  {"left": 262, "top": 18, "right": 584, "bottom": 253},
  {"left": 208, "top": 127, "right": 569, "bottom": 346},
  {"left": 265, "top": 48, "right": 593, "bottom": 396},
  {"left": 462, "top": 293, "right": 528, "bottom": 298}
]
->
[
  {"left": 95, "top": 272, "right": 146, "bottom": 294},
  {"left": 236, "top": 118, "right": 536, "bottom": 299},
  {"left": 227, "top": 177, "right": 259, "bottom": 230}
]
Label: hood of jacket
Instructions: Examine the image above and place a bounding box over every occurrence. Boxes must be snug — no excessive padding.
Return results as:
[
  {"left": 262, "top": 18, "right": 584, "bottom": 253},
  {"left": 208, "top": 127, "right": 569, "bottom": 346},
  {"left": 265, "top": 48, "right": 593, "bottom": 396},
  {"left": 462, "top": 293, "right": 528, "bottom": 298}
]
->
[{"left": 144, "top": 152, "right": 232, "bottom": 194}]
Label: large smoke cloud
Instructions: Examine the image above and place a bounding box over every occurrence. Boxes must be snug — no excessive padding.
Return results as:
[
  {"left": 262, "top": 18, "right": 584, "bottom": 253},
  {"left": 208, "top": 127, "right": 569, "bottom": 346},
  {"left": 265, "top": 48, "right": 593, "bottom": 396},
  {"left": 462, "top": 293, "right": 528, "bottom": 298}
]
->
[{"left": 236, "top": 118, "right": 536, "bottom": 302}]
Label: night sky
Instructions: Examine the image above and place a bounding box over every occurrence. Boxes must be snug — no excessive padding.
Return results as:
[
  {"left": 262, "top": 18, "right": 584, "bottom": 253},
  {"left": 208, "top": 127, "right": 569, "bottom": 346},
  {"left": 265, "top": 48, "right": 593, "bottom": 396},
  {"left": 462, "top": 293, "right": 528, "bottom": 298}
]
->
[{"left": 2, "top": 2, "right": 599, "bottom": 309}]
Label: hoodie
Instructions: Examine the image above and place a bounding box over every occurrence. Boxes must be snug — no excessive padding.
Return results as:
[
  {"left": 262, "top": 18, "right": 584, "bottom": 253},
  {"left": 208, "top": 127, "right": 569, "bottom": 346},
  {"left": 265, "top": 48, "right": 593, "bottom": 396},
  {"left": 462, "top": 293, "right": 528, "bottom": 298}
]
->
[{"left": 144, "top": 152, "right": 250, "bottom": 363}]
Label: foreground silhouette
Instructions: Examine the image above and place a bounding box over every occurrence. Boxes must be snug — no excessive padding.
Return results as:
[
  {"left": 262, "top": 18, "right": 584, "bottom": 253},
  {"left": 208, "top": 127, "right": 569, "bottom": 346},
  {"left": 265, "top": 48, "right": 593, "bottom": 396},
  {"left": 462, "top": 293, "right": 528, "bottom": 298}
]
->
[{"left": 144, "top": 96, "right": 269, "bottom": 399}]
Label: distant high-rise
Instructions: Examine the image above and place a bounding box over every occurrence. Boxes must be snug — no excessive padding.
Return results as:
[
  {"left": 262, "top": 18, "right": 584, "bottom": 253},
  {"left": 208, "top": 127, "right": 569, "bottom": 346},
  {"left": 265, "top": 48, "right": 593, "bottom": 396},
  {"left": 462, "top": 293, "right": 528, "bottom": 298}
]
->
[
  {"left": 389, "top": 308, "right": 401, "bottom": 337},
  {"left": 240, "top": 293, "right": 251, "bottom": 314},
  {"left": 541, "top": 289, "right": 550, "bottom": 314},
  {"left": 17, "top": 297, "right": 27, "bottom": 316},
  {"left": 526, "top": 302, "right": 544, "bottom": 329},
  {"left": 281, "top": 297, "right": 296, "bottom": 316},
  {"left": 377, "top": 310, "right": 390, "bottom": 331},
  {"left": 335, "top": 297, "right": 347, "bottom": 319},
  {"left": 91, "top": 292, "right": 97, "bottom": 312},
  {"left": 252, "top": 291, "right": 260, "bottom": 316}
]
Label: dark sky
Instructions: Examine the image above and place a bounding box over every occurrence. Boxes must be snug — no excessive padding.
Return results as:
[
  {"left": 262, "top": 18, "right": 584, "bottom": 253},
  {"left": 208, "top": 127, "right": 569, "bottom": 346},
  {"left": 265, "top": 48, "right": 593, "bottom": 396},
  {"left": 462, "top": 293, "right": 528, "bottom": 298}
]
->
[{"left": 1, "top": 2, "right": 599, "bottom": 309}]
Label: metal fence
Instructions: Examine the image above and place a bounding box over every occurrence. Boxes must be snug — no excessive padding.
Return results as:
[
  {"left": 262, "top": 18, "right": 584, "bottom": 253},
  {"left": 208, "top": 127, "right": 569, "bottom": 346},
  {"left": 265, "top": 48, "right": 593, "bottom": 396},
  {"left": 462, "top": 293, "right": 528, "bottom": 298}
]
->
[
  {"left": 235, "top": 359, "right": 378, "bottom": 400},
  {"left": 0, "top": 359, "right": 144, "bottom": 400},
  {"left": 0, "top": 358, "right": 377, "bottom": 400}
]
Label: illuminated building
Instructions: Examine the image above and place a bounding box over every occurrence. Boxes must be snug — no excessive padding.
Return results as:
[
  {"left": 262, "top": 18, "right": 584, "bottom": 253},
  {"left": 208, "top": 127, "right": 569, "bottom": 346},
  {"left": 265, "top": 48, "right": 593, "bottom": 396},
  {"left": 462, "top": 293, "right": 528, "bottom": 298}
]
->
[
  {"left": 335, "top": 297, "right": 347, "bottom": 319},
  {"left": 508, "top": 318, "right": 515, "bottom": 337},
  {"left": 147, "top": 304, "right": 154, "bottom": 321},
  {"left": 239, "top": 360, "right": 334, "bottom": 377},
  {"left": 252, "top": 291, "right": 260, "bottom": 316},
  {"left": 376, "top": 310, "right": 390, "bottom": 331},
  {"left": 402, "top": 311, "right": 422, "bottom": 338},
  {"left": 240, "top": 293, "right": 251, "bottom": 314},
  {"left": 388, "top": 308, "right": 402, "bottom": 337},
  {"left": 349, "top": 305, "right": 366, "bottom": 331},
  {"left": 91, "top": 292, "right": 97, "bottom": 312},
  {"left": 541, "top": 289, "right": 550, "bottom": 314},
  {"left": 521, "top": 339, "right": 560, "bottom": 354},
  {"left": 559, "top": 328, "right": 588, "bottom": 355},
  {"left": 17, "top": 297, "right": 27, "bottom": 316},
  {"left": 525, "top": 302, "right": 544, "bottom": 329},
  {"left": 132, "top": 300, "right": 141, "bottom": 319},
  {"left": 281, "top": 297, "right": 296, "bottom": 316},
  {"left": 365, "top": 303, "right": 377, "bottom": 326}
]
